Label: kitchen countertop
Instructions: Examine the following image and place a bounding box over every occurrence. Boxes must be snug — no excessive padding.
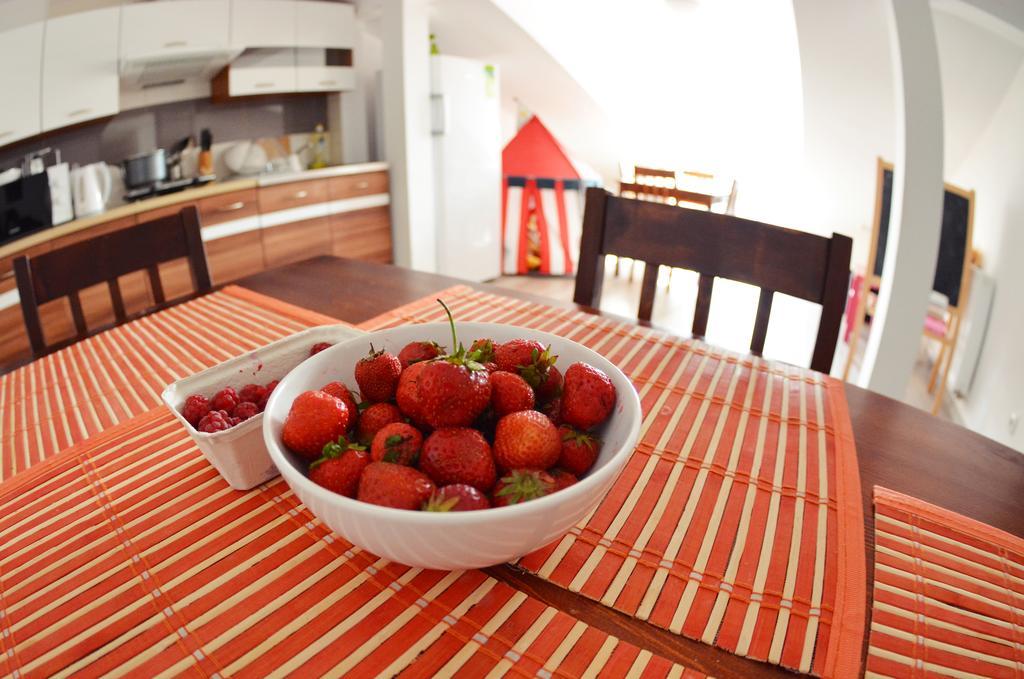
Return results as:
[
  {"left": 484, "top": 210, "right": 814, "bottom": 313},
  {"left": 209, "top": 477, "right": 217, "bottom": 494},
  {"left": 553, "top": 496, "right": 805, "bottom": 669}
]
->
[{"left": 0, "top": 162, "right": 389, "bottom": 260}]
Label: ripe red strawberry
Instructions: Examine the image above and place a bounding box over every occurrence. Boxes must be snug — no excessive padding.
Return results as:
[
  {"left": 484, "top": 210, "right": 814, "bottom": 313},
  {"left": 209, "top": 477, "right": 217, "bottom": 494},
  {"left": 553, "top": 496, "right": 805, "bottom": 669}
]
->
[
  {"left": 489, "top": 371, "right": 535, "bottom": 417},
  {"left": 415, "top": 301, "right": 492, "bottom": 428},
  {"left": 210, "top": 387, "right": 239, "bottom": 412},
  {"left": 492, "top": 410, "right": 561, "bottom": 470},
  {"left": 232, "top": 401, "right": 259, "bottom": 421},
  {"left": 320, "top": 381, "right": 359, "bottom": 429},
  {"left": 198, "top": 409, "right": 232, "bottom": 433},
  {"left": 238, "top": 383, "right": 267, "bottom": 405},
  {"left": 420, "top": 428, "right": 497, "bottom": 491},
  {"left": 549, "top": 468, "right": 578, "bottom": 492},
  {"left": 495, "top": 340, "right": 557, "bottom": 389},
  {"left": 357, "top": 402, "right": 403, "bottom": 444},
  {"left": 182, "top": 394, "right": 211, "bottom": 426},
  {"left": 370, "top": 422, "right": 423, "bottom": 465},
  {"left": 309, "top": 439, "right": 369, "bottom": 497},
  {"left": 357, "top": 462, "right": 435, "bottom": 510},
  {"left": 354, "top": 345, "right": 402, "bottom": 402},
  {"left": 470, "top": 338, "right": 496, "bottom": 365},
  {"left": 541, "top": 396, "right": 562, "bottom": 426},
  {"left": 492, "top": 469, "right": 555, "bottom": 506},
  {"left": 309, "top": 342, "right": 333, "bottom": 356},
  {"left": 423, "top": 484, "right": 491, "bottom": 511},
  {"left": 536, "top": 364, "right": 563, "bottom": 403},
  {"left": 396, "top": 361, "right": 429, "bottom": 426},
  {"left": 557, "top": 425, "right": 600, "bottom": 475},
  {"left": 561, "top": 363, "right": 616, "bottom": 429},
  {"left": 281, "top": 390, "right": 351, "bottom": 460},
  {"left": 397, "top": 341, "right": 443, "bottom": 368}
]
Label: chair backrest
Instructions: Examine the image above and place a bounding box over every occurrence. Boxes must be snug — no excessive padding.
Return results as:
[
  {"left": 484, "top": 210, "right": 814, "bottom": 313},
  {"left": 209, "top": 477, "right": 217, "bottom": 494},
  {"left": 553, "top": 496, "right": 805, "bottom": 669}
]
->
[
  {"left": 633, "top": 165, "right": 677, "bottom": 188},
  {"left": 14, "top": 205, "right": 211, "bottom": 357},
  {"left": 573, "top": 188, "right": 852, "bottom": 373},
  {"left": 619, "top": 181, "right": 714, "bottom": 210}
]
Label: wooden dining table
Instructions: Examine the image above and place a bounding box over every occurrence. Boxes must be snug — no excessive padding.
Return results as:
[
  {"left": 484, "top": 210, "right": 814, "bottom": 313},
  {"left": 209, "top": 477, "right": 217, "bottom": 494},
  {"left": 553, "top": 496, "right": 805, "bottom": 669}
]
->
[{"left": 226, "top": 255, "right": 1024, "bottom": 678}]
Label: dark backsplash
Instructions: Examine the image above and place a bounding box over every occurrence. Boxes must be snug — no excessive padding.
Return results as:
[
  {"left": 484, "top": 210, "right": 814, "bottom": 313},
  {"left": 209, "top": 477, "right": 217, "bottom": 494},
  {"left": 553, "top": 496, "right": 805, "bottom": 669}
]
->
[{"left": 0, "top": 94, "right": 328, "bottom": 171}]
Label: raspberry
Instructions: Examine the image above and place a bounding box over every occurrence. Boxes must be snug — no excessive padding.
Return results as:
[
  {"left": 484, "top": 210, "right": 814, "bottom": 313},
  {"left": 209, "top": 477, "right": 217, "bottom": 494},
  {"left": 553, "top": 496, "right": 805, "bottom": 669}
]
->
[
  {"left": 181, "top": 394, "right": 211, "bottom": 427},
  {"left": 211, "top": 387, "right": 239, "bottom": 412},
  {"left": 233, "top": 401, "right": 259, "bottom": 421},
  {"left": 198, "top": 409, "right": 232, "bottom": 433},
  {"left": 238, "top": 383, "right": 267, "bottom": 404},
  {"left": 310, "top": 342, "right": 333, "bottom": 356},
  {"left": 258, "top": 380, "right": 279, "bottom": 411}
]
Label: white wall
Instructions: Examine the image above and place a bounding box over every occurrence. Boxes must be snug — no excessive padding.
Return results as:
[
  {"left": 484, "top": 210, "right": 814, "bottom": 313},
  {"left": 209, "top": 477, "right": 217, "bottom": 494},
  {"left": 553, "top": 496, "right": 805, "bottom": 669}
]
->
[
  {"left": 946, "top": 60, "right": 1024, "bottom": 451},
  {"left": 791, "top": 0, "right": 896, "bottom": 268}
]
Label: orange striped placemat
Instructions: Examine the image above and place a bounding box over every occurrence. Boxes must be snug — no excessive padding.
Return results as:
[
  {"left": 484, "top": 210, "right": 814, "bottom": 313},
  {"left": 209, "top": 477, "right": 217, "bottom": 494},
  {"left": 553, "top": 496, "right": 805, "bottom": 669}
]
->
[
  {"left": 361, "top": 285, "right": 867, "bottom": 677},
  {"left": 0, "top": 408, "right": 703, "bottom": 678},
  {"left": 866, "top": 487, "right": 1024, "bottom": 678},
  {"left": 0, "top": 285, "right": 345, "bottom": 482}
]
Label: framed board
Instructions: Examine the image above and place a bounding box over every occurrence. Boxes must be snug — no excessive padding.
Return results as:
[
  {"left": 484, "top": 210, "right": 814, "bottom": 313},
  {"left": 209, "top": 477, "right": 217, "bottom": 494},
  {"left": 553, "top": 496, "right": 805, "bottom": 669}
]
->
[{"left": 872, "top": 161, "right": 975, "bottom": 308}]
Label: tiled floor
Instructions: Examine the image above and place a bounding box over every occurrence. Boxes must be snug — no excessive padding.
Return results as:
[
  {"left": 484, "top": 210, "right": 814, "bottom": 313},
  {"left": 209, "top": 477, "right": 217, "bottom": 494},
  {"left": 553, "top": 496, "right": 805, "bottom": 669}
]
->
[{"left": 491, "top": 258, "right": 957, "bottom": 422}]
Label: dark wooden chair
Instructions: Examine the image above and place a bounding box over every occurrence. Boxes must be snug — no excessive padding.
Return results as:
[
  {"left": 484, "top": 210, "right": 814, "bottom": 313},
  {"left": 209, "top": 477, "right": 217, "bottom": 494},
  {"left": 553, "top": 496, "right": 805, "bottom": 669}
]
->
[
  {"left": 574, "top": 188, "right": 852, "bottom": 373},
  {"left": 14, "top": 206, "right": 212, "bottom": 358}
]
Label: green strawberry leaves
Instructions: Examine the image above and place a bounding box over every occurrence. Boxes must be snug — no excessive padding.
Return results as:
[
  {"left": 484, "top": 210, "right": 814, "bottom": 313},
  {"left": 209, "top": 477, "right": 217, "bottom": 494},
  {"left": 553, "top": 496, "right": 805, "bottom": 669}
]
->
[
  {"left": 518, "top": 345, "right": 558, "bottom": 389},
  {"left": 437, "top": 299, "right": 487, "bottom": 372},
  {"left": 312, "top": 434, "right": 366, "bottom": 470}
]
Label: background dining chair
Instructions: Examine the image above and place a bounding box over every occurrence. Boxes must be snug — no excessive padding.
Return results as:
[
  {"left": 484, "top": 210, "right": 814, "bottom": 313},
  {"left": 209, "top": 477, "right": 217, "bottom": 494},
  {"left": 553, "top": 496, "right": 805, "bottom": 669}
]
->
[
  {"left": 574, "top": 188, "right": 852, "bottom": 373},
  {"left": 14, "top": 206, "right": 212, "bottom": 358}
]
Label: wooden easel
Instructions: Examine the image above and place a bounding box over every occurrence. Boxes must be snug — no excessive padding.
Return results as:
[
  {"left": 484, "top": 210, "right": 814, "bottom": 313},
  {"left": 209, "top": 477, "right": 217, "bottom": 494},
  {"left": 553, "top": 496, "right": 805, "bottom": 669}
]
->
[{"left": 843, "top": 158, "right": 975, "bottom": 414}]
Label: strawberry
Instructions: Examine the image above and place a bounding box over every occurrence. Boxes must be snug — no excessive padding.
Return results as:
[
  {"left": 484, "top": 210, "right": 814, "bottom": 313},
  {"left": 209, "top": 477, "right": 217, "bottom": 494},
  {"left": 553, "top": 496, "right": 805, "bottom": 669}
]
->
[
  {"left": 415, "top": 301, "right": 492, "bottom": 428},
  {"left": 309, "top": 437, "right": 369, "bottom": 497},
  {"left": 321, "top": 381, "right": 359, "bottom": 430},
  {"left": 469, "top": 338, "right": 496, "bottom": 365},
  {"left": 561, "top": 363, "right": 616, "bottom": 429},
  {"left": 181, "top": 394, "right": 211, "bottom": 426},
  {"left": 489, "top": 371, "right": 535, "bottom": 417},
  {"left": 492, "top": 469, "right": 555, "bottom": 506},
  {"left": 549, "top": 468, "right": 578, "bottom": 492},
  {"left": 423, "top": 484, "right": 491, "bottom": 511},
  {"left": 396, "top": 360, "right": 429, "bottom": 426},
  {"left": 232, "top": 401, "right": 259, "bottom": 421},
  {"left": 398, "top": 341, "right": 443, "bottom": 368},
  {"left": 496, "top": 340, "right": 557, "bottom": 389},
  {"left": 557, "top": 425, "right": 600, "bottom": 475},
  {"left": 420, "top": 428, "right": 497, "bottom": 491},
  {"left": 357, "top": 402, "right": 403, "bottom": 444},
  {"left": 492, "top": 410, "right": 561, "bottom": 470},
  {"left": 536, "top": 365, "right": 563, "bottom": 403},
  {"left": 357, "top": 462, "right": 435, "bottom": 510},
  {"left": 310, "top": 342, "right": 333, "bottom": 356},
  {"left": 198, "top": 409, "right": 232, "bottom": 433},
  {"left": 281, "top": 390, "right": 351, "bottom": 460},
  {"left": 354, "top": 345, "right": 402, "bottom": 402},
  {"left": 210, "top": 387, "right": 239, "bottom": 412},
  {"left": 238, "top": 383, "right": 267, "bottom": 405},
  {"left": 541, "top": 396, "right": 562, "bottom": 426},
  {"left": 370, "top": 422, "right": 423, "bottom": 465}
]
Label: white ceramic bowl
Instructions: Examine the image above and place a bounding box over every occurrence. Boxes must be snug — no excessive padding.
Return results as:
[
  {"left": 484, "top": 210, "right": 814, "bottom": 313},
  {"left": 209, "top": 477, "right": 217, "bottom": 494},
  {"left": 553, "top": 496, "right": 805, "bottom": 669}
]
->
[{"left": 262, "top": 322, "right": 642, "bottom": 570}]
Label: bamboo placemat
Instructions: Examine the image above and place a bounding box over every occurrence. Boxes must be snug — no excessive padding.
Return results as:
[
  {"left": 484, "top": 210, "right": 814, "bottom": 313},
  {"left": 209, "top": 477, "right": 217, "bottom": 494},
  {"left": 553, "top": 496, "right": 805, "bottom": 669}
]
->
[
  {"left": 0, "top": 285, "right": 345, "bottom": 482},
  {"left": 866, "top": 487, "right": 1024, "bottom": 678},
  {"left": 0, "top": 408, "right": 703, "bottom": 678},
  {"left": 361, "top": 285, "right": 867, "bottom": 677}
]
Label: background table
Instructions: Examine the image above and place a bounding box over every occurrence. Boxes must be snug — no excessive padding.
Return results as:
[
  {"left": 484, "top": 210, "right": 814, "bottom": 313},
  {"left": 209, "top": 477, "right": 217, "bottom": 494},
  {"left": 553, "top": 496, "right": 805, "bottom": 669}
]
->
[{"left": 232, "top": 255, "right": 1024, "bottom": 677}]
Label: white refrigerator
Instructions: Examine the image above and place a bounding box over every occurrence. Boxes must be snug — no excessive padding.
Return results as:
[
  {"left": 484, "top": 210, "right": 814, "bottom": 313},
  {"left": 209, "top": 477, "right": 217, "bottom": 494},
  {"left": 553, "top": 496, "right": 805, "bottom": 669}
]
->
[{"left": 430, "top": 55, "right": 502, "bottom": 282}]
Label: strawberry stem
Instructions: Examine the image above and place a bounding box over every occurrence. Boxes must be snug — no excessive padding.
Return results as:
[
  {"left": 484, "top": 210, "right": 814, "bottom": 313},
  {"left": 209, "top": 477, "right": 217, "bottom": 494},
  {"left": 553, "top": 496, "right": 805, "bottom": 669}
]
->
[{"left": 437, "top": 299, "right": 458, "bottom": 350}]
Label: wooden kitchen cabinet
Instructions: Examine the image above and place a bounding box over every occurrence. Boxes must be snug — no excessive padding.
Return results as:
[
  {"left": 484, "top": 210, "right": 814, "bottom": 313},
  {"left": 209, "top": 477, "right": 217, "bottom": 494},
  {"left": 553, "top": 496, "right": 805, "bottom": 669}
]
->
[
  {"left": 0, "top": 21, "right": 43, "bottom": 147},
  {"left": 41, "top": 7, "right": 120, "bottom": 132},
  {"left": 258, "top": 179, "right": 328, "bottom": 214},
  {"left": 198, "top": 189, "right": 259, "bottom": 225},
  {"left": 49, "top": 216, "right": 136, "bottom": 249},
  {"left": 263, "top": 216, "right": 331, "bottom": 269},
  {"left": 328, "top": 171, "right": 389, "bottom": 200},
  {"left": 330, "top": 207, "right": 392, "bottom": 264},
  {"left": 205, "top": 231, "right": 265, "bottom": 284}
]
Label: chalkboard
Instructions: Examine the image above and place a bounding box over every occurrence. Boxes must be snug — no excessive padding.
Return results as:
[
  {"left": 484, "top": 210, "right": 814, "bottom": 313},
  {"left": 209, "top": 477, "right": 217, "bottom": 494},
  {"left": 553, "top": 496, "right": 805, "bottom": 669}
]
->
[{"left": 874, "top": 166, "right": 973, "bottom": 308}]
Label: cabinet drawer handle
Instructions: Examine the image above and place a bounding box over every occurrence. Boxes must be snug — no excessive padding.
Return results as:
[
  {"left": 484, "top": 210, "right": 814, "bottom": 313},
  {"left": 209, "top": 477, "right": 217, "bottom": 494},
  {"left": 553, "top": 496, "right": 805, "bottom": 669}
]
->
[
  {"left": 254, "top": 82, "right": 275, "bottom": 89},
  {"left": 164, "top": 40, "right": 187, "bottom": 48},
  {"left": 219, "top": 201, "right": 246, "bottom": 212},
  {"left": 292, "top": 190, "right": 309, "bottom": 199},
  {"left": 68, "top": 108, "right": 92, "bottom": 118},
  {"left": 355, "top": 181, "right": 369, "bottom": 189},
  {"left": 319, "top": 80, "right": 337, "bottom": 86},
  {"left": 0, "top": 271, "right": 14, "bottom": 281}
]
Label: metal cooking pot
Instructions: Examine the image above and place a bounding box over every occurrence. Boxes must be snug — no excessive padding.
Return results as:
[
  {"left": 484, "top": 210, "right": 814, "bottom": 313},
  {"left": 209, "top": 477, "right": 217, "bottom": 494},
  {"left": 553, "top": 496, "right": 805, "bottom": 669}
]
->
[{"left": 122, "top": 149, "right": 166, "bottom": 188}]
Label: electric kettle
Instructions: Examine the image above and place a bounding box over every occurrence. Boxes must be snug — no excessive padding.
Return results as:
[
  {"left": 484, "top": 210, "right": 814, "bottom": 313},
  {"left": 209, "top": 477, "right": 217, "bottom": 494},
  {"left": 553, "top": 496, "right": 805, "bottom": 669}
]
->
[{"left": 71, "top": 163, "right": 113, "bottom": 218}]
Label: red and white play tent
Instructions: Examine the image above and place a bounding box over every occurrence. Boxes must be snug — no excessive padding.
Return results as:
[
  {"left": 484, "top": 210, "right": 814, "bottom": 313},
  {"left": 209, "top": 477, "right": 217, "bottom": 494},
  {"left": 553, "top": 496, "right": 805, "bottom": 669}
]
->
[{"left": 501, "top": 116, "right": 599, "bottom": 276}]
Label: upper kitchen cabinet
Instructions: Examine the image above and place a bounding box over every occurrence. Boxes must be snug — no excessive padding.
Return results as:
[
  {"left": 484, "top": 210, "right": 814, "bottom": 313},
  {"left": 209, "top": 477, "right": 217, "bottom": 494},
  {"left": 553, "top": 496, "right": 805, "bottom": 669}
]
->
[
  {"left": 230, "top": 0, "right": 297, "bottom": 49},
  {"left": 0, "top": 21, "right": 43, "bottom": 146},
  {"left": 120, "top": 0, "right": 233, "bottom": 61},
  {"left": 294, "top": 1, "right": 355, "bottom": 49},
  {"left": 42, "top": 7, "right": 120, "bottom": 131}
]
